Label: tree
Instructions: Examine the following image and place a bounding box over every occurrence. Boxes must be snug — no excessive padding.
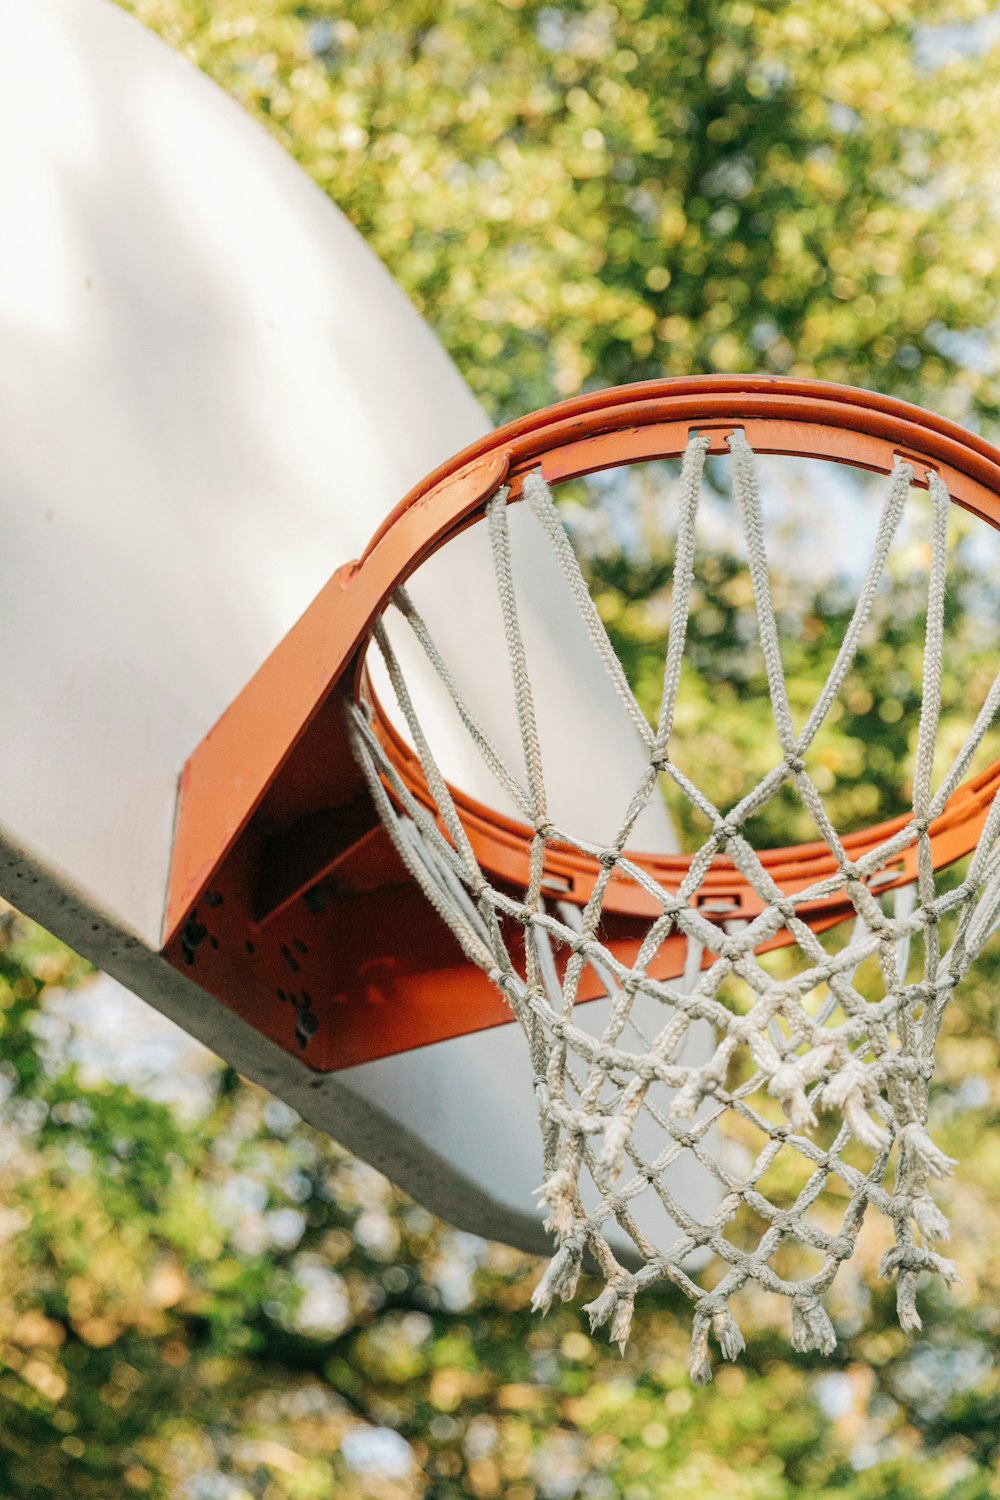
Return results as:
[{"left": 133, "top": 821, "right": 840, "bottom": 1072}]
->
[
  {"left": 2, "top": 0, "right": 1000, "bottom": 1494},
  {"left": 125, "top": 0, "right": 1000, "bottom": 424}
]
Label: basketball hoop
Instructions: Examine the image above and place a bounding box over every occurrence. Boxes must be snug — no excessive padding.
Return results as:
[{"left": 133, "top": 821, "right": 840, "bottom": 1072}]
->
[{"left": 166, "top": 378, "right": 1000, "bottom": 1378}]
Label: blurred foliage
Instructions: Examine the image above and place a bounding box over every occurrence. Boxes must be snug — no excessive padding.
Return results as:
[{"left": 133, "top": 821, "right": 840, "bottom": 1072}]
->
[
  {"left": 3, "top": 0, "right": 1000, "bottom": 1494},
  {"left": 4, "top": 903, "right": 1000, "bottom": 1496},
  {"left": 121, "top": 0, "right": 1000, "bottom": 424},
  {"left": 6, "top": 894, "right": 1000, "bottom": 1498}
]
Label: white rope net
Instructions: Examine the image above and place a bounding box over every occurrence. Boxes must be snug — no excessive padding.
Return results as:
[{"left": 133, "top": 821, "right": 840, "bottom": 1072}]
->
[{"left": 347, "top": 432, "right": 1000, "bottom": 1382}]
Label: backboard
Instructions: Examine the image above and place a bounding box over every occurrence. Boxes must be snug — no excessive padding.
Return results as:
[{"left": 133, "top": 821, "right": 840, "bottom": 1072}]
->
[{"left": 0, "top": 0, "right": 704, "bottom": 1257}]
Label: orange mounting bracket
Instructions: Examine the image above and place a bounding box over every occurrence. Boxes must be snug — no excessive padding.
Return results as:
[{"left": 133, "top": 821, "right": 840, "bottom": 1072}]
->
[{"left": 161, "top": 376, "right": 1000, "bottom": 1071}]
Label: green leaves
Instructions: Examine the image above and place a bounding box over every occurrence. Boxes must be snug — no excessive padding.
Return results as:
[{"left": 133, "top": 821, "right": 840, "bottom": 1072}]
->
[
  {"left": 124, "top": 0, "right": 1000, "bottom": 423},
  {"left": 4, "top": 0, "right": 1000, "bottom": 1492}
]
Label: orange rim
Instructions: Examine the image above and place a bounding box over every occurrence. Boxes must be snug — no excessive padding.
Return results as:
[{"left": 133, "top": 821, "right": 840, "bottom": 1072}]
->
[
  {"left": 354, "top": 376, "right": 1000, "bottom": 924},
  {"left": 161, "top": 377, "right": 1000, "bottom": 1069}
]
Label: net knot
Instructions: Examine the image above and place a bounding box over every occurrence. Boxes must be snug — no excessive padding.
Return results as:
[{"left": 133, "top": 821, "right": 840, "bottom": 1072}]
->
[
  {"left": 768, "top": 1061, "right": 819, "bottom": 1133},
  {"left": 879, "top": 1244, "right": 960, "bottom": 1333},
  {"left": 695, "top": 1293, "right": 727, "bottom": 1317},
  {"left": 840, "top": 860, "right": 863, "bottom": 882},
  {"left": 716, "top": 817, "right": 740, "bottom": 844},
  {"left": 535, "top": 1165, "right": 578, "bottom": 1237},
  {"left": 584, "top": 1277, "right": 637, "bottom": 1353},
  {"left": 598, "top": 846, "right": 619, "bottom": 870},
  {"left": 913, "top": 815, "right": 931, "bottom": 835},
  {"left": 689, "top": 1302, "right": 745, "bottom": 1384},
  {"left": 790, "top": 1296, "right": 837, "bottom": 1355},
  {"left": 784, "top": 752, "right": 806, "bottom": 775},
  {"left": 650, "top": 750, "right": 670, "bottom": 773},
  {"left": 817, "top": 1059, "right": 891, "bottom": 1152},
  {"left": 534, "top": 816, "right": 556, "bottom": 840},
  {"left": 912, "top": 1193, "right": 951, "bottom": 1242},
  {"left": 896, "top": 1122, "right": 958, "bottom": 1180},
  {"left": 531, "top": 1237, "right": 584, "bottom": 1314},
  {"left": 879, "top": 1243, "right": 959, "bottom": 1283}
]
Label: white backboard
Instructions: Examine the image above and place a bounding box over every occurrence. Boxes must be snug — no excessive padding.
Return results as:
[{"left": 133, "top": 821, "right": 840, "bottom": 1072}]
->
[{"left": 0, "top": 0, "right": 711, "bottom": 1256}]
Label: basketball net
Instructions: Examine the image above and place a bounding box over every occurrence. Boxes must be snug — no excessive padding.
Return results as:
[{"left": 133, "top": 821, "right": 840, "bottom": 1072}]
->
[{"left": 348, "top": 431, "right": 1000, "bottom": 1382}]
